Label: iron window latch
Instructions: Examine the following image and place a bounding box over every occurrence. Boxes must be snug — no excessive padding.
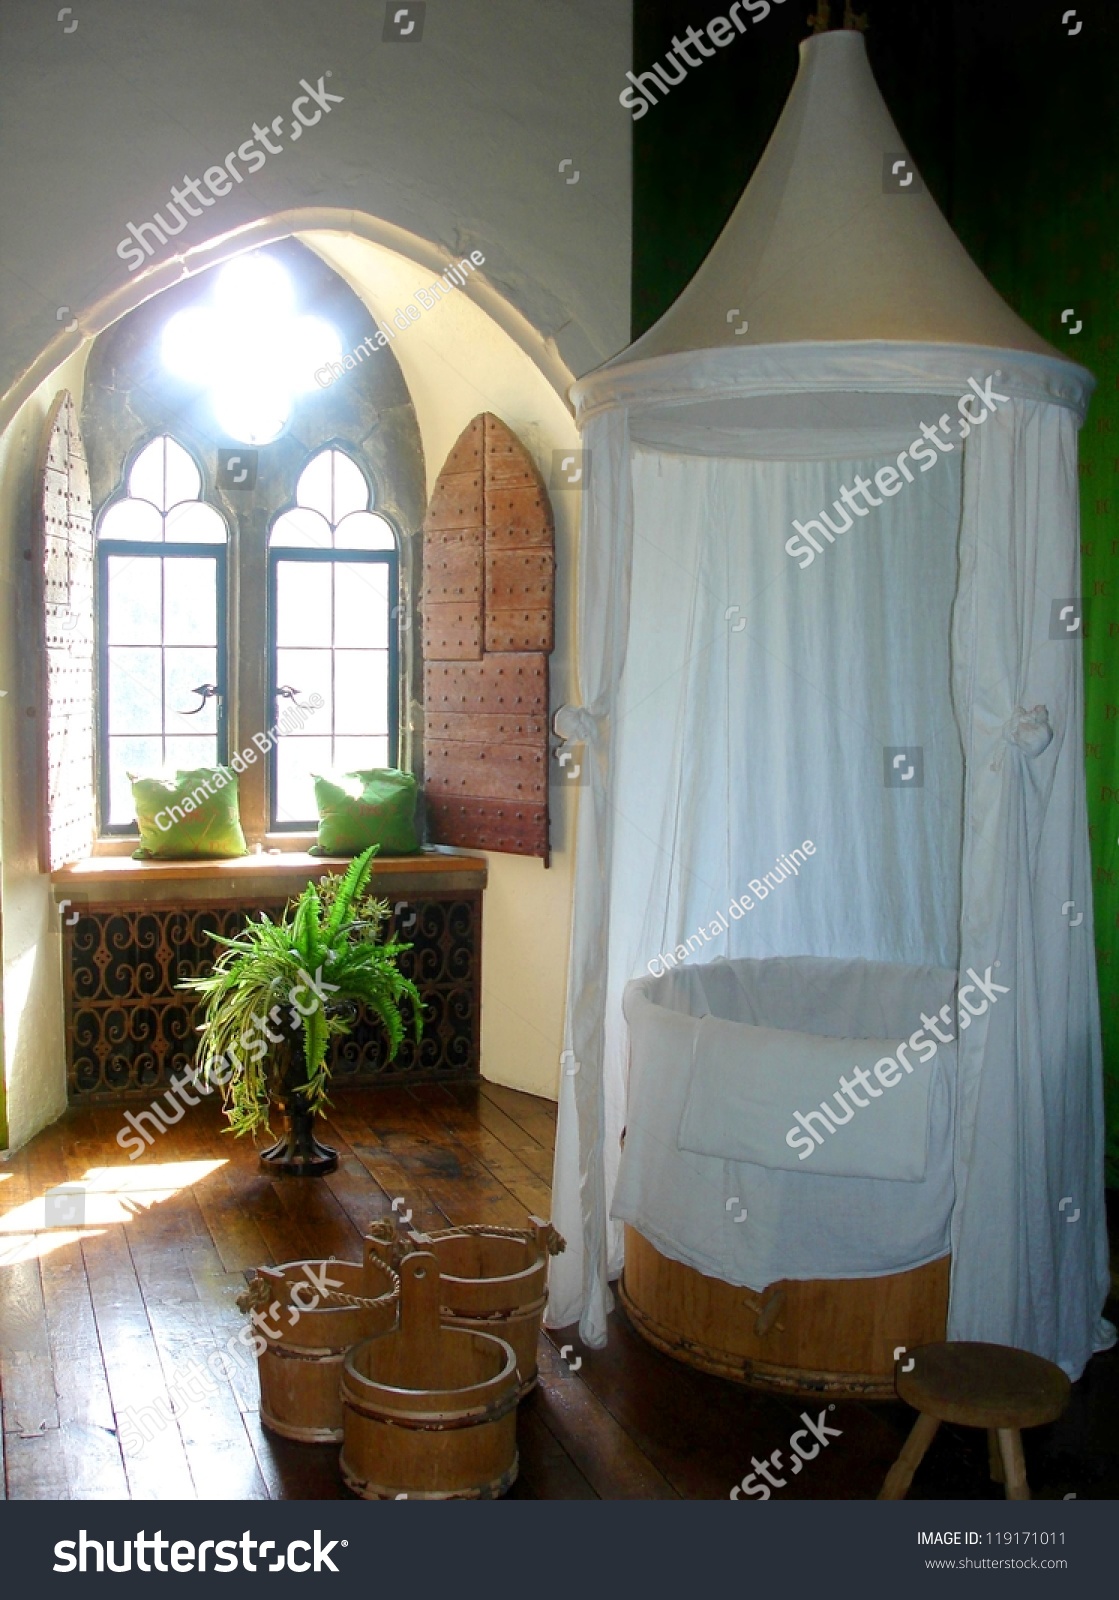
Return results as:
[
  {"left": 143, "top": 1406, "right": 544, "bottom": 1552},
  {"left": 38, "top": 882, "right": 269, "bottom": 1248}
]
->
[
  {"left": 181, "top": 683, "right": 222, "bottom": 715},
  {"left": 276, "top": 684, "right": 316, "bottom": 711}
]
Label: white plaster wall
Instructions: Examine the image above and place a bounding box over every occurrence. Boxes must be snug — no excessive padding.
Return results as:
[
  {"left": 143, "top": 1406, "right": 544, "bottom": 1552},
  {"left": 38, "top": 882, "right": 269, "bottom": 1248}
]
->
[
  {"left": 0, "top": 0, "right": 631, "bottom": 412},
  {"left": 0, "top": 349, "right": 89, "bottom": 1151}
]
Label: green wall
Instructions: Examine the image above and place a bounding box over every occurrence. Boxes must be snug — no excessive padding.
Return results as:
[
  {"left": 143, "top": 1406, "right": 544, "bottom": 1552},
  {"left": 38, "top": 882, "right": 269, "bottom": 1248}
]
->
[{"left": 632, "top": 0, "right": 1119, "bottom": 1181}]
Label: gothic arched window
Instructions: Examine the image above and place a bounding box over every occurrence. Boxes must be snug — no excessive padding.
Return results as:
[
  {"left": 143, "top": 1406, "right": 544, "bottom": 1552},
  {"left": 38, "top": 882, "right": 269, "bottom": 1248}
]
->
[
  {"left": 96, "top": 435, "right": 228, "bottom": 829},
  {"left": 57, "top": 240, "right": 426, "bottom": 856},
  {"left": 268, "top": 446, "right": 399, "bottom": 826}
]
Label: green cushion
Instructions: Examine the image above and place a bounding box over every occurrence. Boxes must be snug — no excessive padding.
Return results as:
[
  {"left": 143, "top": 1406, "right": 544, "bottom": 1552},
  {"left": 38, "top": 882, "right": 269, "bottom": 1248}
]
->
[
  {"left": 129, "top": 767, "right": 248, "bottom": 859},
  {"left": 311, "top": 768, "right": 421, "bottom": 857}
]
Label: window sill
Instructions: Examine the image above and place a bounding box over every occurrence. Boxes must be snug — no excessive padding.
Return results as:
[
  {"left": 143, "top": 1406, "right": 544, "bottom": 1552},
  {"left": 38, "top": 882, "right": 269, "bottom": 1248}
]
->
[
  {"left": 51, "top": 848, "right": 488, "bottom": 908},
  {"left": 90, "top": 832, "right": 321, "bottom": 857}
]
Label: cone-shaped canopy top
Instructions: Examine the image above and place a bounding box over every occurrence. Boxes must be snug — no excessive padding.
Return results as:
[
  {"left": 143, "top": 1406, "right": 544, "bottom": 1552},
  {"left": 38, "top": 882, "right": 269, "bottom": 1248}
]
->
[{"left": 608, "top": 30, "right": 1059, "bottom": 370}]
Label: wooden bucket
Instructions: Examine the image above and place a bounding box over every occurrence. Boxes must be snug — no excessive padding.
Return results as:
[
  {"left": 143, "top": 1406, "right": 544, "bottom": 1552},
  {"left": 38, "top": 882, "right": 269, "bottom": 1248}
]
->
[
  {"left": 244, "top": 1239, "right": 398, "bottom": 1443},
  {"left": 340, "top": 1250, "right": 520, "bottom": 1500},
  {"left": 407, "top": 1217, "right": 564, "bottom": 1397}
]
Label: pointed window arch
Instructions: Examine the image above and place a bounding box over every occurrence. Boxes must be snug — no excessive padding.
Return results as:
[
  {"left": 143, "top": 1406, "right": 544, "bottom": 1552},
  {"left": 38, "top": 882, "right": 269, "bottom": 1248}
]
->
[
  {"left": 96, "top": 435, "right": 228, "bottom": 829},
  {"left": 268, "top": 447, "right": 399, "bottom": 827}
]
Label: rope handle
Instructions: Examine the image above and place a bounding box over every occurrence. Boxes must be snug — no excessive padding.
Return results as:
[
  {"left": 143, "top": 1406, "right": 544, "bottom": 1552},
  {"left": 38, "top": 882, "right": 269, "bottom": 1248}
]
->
[
  {"left": 236, "top": 1259, "right": 400, "bottom": 1317},
  {"left": 316, "top": 1284, "right": 399, "bottom": 1311}
]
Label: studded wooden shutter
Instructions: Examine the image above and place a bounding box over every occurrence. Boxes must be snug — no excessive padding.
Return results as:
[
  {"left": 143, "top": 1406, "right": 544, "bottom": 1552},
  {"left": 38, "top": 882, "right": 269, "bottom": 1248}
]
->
[
  {"left": 36, "top": 391, "right": 95, "bottom": 871},
  {"left": 422, "top": 414, "right": 554, "bottom": 862}
]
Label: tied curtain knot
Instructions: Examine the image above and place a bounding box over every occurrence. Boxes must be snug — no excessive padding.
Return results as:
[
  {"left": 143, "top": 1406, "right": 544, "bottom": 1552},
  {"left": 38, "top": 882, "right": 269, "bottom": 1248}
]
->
[
  {"left": 553, "top": 704, "right": 606, "bottom": 746},
  {"left": 1003, "top": 704, "right": 1053, "bottom": 757}
]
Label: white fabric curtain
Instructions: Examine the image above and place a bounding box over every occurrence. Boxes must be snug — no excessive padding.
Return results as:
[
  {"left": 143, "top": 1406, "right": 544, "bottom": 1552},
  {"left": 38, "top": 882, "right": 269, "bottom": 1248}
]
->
[
  {"left": 550, "top": 370, "right": 1111, "bottom": 1377},
  {"left": 949, "top": 399, "right": 1112, "bottom": 1375},
  {"left": 550, "top": 423, "right": 967, "bottom": 1340},
  {"left": 547, "top": 408, "right": 634, "bottom": 1339}
]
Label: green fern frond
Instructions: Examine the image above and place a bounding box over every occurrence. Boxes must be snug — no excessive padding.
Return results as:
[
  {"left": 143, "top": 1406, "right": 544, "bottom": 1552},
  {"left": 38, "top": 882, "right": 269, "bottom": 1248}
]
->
[
  {"left": 322, "top": 846, "right": 378, "bottom": 945},
  {"left": 290, "top": 882, "right": 325, "bottom": 969}
]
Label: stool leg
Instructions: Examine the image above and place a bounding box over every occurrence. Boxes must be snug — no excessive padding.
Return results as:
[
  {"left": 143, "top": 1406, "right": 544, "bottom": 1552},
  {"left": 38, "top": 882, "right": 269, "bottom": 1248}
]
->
[
  {"left": 987, "top": 1430, "right": 1005, "bottom": 1484},
  {"left": 879, "top": 1412, "right": 940, "bottom": 1500},
  {"left": 996, "top": 1429, "right": 1029, "bottom": 1500}
]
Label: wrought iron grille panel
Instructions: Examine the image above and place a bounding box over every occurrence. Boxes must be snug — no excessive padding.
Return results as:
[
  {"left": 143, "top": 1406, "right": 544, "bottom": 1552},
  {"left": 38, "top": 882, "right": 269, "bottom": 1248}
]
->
[{"left": 64, "top": 893, "right": 481, "bottom": 1101}]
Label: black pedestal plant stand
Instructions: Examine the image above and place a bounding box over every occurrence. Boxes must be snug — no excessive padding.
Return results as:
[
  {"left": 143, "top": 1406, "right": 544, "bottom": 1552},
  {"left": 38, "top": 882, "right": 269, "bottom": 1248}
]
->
[
  {"left": 259, "top": 1085, "right": 339, "bottom": 1176},
  {"left": 259, "top": 1111, "right": 338, "bottom": 1176},
  {"left": 257, "top": 1015, "right": 339, "bottom": 1176}
]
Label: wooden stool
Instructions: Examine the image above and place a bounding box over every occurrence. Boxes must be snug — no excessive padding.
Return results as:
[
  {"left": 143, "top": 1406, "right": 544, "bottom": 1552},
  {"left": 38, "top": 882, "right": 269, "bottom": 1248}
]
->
[{"left": 878, "top": 1341, "right": 1070, "bottom": 1501}]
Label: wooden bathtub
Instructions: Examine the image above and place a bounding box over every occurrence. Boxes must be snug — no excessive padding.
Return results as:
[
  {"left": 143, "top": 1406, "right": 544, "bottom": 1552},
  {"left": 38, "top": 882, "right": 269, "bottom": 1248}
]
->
[{"left": 619, "top": 1226, "right": 949, "bottom": 1399}]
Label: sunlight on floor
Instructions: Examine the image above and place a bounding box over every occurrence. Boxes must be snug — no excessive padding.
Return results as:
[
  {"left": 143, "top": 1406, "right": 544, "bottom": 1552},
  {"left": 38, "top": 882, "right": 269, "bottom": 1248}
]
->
[
  {"left": 0, "top": 1229, "right": 107, "bottom": 1266},
  {"left": 0, "top": 1159, "right": 227, "bottom": 1266}
]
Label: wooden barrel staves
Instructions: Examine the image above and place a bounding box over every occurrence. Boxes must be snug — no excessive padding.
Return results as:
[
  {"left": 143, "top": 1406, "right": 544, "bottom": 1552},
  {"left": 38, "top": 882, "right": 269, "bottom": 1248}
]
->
[
  {"left": 404, "top": 1216, "right": 565, "bottom": 1397},
  {"left": 619, "top": 1225, "right": 950, "bottom": 1399},
  {"left": 340, "top": 1250, "right": 520, "bottom": 1500},
  {"left": 239, "top": 1239, "right": 398, "bottom": 1444}
]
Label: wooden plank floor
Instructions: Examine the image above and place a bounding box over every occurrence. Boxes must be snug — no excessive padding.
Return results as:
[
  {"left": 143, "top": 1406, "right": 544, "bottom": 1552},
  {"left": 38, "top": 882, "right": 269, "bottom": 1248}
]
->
[{"left": 1, "top": 1084, "right": 1117, "bottom": 1501}]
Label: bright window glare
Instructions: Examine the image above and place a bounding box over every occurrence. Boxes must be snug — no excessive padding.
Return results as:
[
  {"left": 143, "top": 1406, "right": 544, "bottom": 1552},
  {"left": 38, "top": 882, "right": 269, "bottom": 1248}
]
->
[
  {"left": 160, "top": 253, "right": 340, "bottom": 444},
  {"left": 161, "top": 307, "right": 219, "bottom": 386},
  {"left": 287, "top": 316, "right": 344, "bottom": 393},
  {"left": 211, "top": 383, "right": 289, "bottom": 447},
  {"left": 214, "top": 252, "right": 295, "bottom": 321}
]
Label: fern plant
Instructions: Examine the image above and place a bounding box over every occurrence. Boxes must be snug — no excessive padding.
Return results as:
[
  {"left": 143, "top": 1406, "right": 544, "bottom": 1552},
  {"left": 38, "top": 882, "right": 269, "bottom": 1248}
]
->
[{"left": 180, "top": 847, "right": 422, "bottom": 1143}]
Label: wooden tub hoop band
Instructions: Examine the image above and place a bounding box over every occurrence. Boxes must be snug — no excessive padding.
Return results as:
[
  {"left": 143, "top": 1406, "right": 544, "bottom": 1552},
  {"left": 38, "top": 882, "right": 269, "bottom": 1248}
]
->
[
  {"left": 341, "top": 1462, "right": 520, "bottom": 1501},
  {"left": 270, "top": 1345, "right": 351, "bottom": 1364},
  {"left": 446, "top": 1292, "right": 549, "bottom": 1323},
  {"left": 341, "top": 1390, "right": 520, "bottom": 1431},
  {"left": 422, "top": 1222, "right": 567, "bottom": 1255}
]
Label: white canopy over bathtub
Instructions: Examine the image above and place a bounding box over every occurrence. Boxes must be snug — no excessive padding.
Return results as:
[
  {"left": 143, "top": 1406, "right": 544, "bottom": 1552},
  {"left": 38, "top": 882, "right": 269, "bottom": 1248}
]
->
[{"left": 549, "top": 29, "right": 1113, "bottom": 1379}]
